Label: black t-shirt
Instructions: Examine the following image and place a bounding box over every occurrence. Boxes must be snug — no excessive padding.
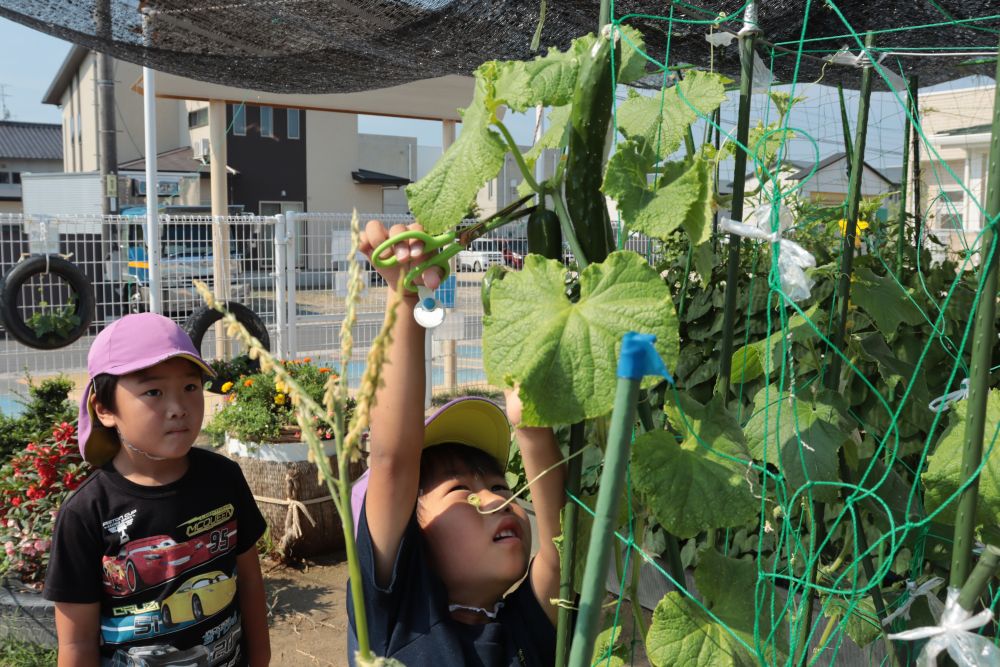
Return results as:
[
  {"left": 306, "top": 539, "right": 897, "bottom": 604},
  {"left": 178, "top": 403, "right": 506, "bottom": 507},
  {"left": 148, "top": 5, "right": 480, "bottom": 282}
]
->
[
  {"left": 346, "top": 499, "right": 556, "bottom": 666},
  {"left": 44, "top": 447, "right": 267, "bottom": 667}
]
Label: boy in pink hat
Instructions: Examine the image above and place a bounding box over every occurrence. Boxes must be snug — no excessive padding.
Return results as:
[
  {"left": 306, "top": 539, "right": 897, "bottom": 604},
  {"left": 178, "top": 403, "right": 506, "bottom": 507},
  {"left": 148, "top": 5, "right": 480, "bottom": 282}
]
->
[
  {"left": 347, "top": 221, "right": 565, "bottom": 665},
  {"left": 43, "top": 313, "right": 270, "bottom": 666}
]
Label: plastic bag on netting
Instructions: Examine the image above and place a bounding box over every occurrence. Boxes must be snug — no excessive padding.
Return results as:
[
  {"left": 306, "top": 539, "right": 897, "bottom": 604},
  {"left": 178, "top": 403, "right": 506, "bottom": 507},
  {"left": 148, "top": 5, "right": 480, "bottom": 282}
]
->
[
  {"left": 887, "top": 587, "right": 1000, "bottom": 667},
  {"left": 720, "top": 204, "right": 816, "bottom": 302}
]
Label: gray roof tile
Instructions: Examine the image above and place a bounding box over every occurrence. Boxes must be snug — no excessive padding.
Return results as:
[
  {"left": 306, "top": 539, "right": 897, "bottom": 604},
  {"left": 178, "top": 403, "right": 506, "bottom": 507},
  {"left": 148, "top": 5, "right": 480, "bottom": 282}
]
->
[{"left": 0, "top": 122, "right": 63, "bottom": 160}]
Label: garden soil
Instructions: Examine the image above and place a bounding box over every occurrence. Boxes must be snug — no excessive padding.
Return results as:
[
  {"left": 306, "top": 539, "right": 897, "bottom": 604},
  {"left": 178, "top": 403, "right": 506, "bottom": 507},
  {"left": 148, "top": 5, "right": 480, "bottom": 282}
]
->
[{"left": 263, "top": 553, "right": 352, "bottom": 666}]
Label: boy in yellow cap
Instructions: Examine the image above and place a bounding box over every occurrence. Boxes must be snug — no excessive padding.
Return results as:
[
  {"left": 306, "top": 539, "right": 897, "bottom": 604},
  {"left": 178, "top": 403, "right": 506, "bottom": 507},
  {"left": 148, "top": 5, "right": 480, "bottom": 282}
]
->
[{"left": 347, "top": 220, "right": 566, "bottom": 665}]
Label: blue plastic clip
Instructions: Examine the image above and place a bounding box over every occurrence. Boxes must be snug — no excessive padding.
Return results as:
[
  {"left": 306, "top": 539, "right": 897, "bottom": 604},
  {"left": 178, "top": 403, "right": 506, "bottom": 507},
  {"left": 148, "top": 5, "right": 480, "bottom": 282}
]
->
[{"left": 617, "top": 332, "right": 674, "bottom": 383}]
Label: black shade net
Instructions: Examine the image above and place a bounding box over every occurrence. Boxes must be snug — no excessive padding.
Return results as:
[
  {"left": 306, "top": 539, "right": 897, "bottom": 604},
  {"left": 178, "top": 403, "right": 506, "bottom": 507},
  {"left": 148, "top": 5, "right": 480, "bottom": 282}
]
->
[{"left": 0, "top": 0, "right": 998, "bottom": 94}]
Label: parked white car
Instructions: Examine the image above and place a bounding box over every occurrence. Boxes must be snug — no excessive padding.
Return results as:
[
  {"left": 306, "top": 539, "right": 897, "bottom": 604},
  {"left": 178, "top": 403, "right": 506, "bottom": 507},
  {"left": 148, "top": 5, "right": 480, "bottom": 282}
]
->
[{"left": 457, "top": 239, "right": 503, "bottom": 272}]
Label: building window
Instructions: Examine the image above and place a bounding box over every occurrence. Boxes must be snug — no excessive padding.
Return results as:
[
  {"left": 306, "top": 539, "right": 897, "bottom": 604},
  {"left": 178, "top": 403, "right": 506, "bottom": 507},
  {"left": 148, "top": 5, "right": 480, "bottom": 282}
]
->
[
  {"left": 0, "top": 172, "right": 8, "bottom": 184},
  {"left": 287, "top": 109, "right": 300, "bottom": 140},
  {"left": 232, "top": 104, "right": 246, "bottom": 136},
  {"left": 260, "top": 107, "right": 274, "bottom": 138},
  {"left": 11, "top": 172, "right": 20, "bottom": 184},
  {"left": 935, "top": 190, "right": 964, "bottom": 231},
  {"left": 187, "top": 107, "right": 209, "bottom": 128}
]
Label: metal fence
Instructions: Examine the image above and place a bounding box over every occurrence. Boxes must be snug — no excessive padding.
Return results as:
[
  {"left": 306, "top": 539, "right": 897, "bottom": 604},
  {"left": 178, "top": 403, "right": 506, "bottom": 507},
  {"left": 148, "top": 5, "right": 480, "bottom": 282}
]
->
[{"left": 0, "top": 212, "right": 529, "bottom": 413}]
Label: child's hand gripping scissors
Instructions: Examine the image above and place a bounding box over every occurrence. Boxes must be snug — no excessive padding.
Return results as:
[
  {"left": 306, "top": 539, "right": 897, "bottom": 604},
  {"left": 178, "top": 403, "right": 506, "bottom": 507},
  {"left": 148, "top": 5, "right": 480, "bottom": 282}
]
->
[{"left": 370, "top": 196, "right": 534, "bottom": 328}]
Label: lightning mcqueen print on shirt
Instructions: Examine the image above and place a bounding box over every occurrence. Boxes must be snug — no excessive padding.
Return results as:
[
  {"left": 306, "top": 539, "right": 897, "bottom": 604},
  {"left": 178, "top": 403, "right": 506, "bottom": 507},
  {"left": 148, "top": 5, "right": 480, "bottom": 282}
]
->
[{"left": 101, "top": 520, "right": 238, "bottom": 596}]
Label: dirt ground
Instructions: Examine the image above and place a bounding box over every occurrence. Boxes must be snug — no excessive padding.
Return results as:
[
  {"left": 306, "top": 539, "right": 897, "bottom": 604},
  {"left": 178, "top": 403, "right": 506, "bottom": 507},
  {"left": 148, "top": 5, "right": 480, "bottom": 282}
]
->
[{"left": 263, "top": 553, "right": 351, "bottom": 666}]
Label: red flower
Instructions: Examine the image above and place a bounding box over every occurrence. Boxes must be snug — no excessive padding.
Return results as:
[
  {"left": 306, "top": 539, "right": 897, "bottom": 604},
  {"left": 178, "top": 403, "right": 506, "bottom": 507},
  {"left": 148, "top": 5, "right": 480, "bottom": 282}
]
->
[{"left": 10, "top": 497, "right": 21, "bottom": 507}]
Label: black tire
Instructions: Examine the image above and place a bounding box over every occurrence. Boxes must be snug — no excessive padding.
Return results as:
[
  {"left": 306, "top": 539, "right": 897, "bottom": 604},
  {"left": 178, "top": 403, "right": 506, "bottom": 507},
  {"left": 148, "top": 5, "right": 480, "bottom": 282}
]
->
[
  {"left": 183, "top": 301, "right": 270, "bottom": 356},
  {"left": 0, "top": 255, "right": 95, "bottom": 350},
  {"left": 161, "top": 604, "right": 173, "bottom": 627},
  {"left": 192, "top": 595, "right": 204, "bottom": 620}
]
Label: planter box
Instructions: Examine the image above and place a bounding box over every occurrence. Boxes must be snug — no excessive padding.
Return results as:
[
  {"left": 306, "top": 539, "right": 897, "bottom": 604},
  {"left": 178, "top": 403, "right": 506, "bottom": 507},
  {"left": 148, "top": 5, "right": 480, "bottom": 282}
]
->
[
  {"left": 226, "top": 436, "right": 364, "bottom": 559},
  {"left": 0, "top": 579, "right": 56, "bottom": 647}
]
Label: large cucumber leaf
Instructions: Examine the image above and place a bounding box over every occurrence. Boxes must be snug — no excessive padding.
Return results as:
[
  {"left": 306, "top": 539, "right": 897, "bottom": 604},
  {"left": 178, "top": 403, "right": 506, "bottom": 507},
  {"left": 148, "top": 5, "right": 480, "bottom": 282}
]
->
[
  {"left": 405, "top": 73, "right": 506, "bottom": 233},
  {"left": 603, "top": 142, "right": 713, "bottom": 245},
  {"left": 483, "top": 251, "right": 677, "bottom": 426},
  {"left": 923, "top": 390, "right": 1000, "bottom": 527},
  {"left": 646, "top": 594, "right": 757, "bottom": 667},
  {"left": 631, "top": 395, "right": 756, "bottom": 538},
  {"left": 616, "top": 70, "right": 728, "bottom": 159},
  {"left": 850, "top": 267, "right": 924, "bottom": 338},
  {"left": 696, "top": 549, "right": 788, "bottom": 660},
  {"left": 743, "top": 387, "right": 852, "bottom": 503}
]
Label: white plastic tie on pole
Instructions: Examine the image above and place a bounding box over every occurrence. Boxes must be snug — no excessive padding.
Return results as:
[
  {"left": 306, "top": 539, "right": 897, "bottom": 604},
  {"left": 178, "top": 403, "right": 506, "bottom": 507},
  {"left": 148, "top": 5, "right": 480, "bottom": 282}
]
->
[
  {"left": 928, "top": 378, "right": 970, "bottom": 413},
  {"left": 720, "top": 206, "right": 816, "bottom": 302},
  {"left": 705, "top": 31, "right": 736, "bottom": 48},
  {"left": 887, "top": 587, "right": 1000, "bottom": 667},
  {"left": 752, "top": 53, "right": 775, "bottom": 92},
  {"left": 882, "top": 577, "right": 945, "bottom": 627}
]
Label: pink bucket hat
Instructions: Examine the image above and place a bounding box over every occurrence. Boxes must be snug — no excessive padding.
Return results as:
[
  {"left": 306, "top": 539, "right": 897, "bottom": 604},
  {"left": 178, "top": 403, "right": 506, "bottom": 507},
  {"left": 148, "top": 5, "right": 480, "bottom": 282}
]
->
[
  {"left": 351, "top": 396, "right": 511, "bottom": 533},
  {"left": 78, "top": 313, "right": 214, "bottom": 465}
]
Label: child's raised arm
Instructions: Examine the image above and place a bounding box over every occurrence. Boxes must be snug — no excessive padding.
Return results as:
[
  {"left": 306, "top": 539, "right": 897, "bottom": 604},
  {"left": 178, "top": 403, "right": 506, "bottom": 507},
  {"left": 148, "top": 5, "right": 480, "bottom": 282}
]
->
[
  {"left": 358, "top": 220, "right": 442, "bottom": 587},
  {"left": 506, "top": 390, "right": 566, "bottom": 627}
]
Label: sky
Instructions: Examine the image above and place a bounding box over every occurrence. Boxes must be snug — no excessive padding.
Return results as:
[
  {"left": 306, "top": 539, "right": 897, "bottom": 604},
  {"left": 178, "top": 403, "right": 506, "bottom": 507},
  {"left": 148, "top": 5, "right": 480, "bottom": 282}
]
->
[{"left": 0, "top": 14, "right": 992, "bottom": 170}]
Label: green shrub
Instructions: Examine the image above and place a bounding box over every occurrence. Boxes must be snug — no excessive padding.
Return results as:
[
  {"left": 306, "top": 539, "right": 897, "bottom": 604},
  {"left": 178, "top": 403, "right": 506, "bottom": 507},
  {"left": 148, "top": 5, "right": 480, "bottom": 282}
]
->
[{"left": 0, "top": 376, "right": 75, "bottom": 461}]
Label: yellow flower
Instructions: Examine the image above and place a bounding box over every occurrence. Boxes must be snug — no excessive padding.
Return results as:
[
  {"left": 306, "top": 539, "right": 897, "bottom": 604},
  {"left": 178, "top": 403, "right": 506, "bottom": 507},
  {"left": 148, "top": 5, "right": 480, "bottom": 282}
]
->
[
  {"left": 274, "top": 393, "right": 286, "bottom": 405},
  {"left": 220, "top": 381, "right": 234, "bottom": 393},
  {"left": 275, "top": 380, "right": 287, "bottom": 394},
  {"left": 837, "top": 218, "right": 869, "bottom": 248}
]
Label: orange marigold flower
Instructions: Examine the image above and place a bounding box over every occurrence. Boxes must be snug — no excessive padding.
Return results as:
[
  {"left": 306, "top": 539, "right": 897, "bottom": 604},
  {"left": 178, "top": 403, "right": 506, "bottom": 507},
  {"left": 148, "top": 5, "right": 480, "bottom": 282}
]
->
[
  {"left": 244, "top": 379, "right": 254, "bottom": 387},
  {"left": 319, "top": 367, "right": 331, "bottom": 374},
  {"left": 303, "top": 357, "right": 312, "bottom": 363}
]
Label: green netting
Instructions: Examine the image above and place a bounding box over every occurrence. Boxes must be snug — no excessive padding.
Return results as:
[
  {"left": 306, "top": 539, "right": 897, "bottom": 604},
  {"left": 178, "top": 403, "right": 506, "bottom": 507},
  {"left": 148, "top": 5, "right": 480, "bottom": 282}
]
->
[{"left": 574, "top": 1, "right": 1000, "bottom": 665}]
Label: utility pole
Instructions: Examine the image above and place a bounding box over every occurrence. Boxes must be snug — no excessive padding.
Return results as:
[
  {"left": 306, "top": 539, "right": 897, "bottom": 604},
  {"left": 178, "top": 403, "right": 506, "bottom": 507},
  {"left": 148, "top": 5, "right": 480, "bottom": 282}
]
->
[
  {"left": 94, "top": 0, "right": 118, "bottom": 215},
  {"left": 0, "top": 85, "right": 12, "bottom": 120}
]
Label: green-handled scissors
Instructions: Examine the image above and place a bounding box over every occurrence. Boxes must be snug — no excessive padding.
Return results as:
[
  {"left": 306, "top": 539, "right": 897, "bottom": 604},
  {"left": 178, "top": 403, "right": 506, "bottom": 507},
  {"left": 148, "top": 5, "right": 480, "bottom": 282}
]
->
[{"left": 371, "top": 195, "right": 535, "bottom": 292}]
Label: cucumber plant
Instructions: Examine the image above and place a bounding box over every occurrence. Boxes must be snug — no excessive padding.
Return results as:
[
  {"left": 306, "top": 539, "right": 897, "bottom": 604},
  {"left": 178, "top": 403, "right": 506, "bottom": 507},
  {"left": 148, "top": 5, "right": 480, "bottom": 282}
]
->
[{"left": 405, "top": 22, "right": 1000, "bottom": 667}]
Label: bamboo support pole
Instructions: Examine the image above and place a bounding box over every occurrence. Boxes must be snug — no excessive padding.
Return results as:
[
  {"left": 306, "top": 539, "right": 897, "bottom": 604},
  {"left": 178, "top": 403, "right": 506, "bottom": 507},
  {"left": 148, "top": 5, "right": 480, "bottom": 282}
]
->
[
  {"left": 895, "top": 77, "right": 916, "bottom": 275},
  {"left": 554, "top": 422, "right": 585, "bottom": 667},
  {"left": 717, "top": 1, "right": 760, "bottom": 398},
  {"left": 567, "top": 374, "right": 641, "bottom": 667},
  {"left": 910, "top": 77, "right": 923, "bottom": 243},
  {"left": 950, "top": 42, "right": 1000, "bottom": 589}
]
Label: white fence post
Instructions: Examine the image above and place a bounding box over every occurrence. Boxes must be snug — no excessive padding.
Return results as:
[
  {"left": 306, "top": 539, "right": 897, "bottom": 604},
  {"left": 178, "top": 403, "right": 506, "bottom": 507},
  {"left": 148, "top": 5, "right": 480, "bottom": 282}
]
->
[
  {"left": 273, "top": 214, "right": 289, "bottom": 360},
  {"left": 285, "top": 210, "right": 299, "bottom": 359}
]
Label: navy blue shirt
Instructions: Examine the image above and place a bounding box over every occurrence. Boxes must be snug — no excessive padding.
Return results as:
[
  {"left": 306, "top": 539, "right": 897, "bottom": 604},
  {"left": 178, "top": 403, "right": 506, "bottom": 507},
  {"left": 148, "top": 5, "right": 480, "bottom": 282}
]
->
[{"left": 347, "top": 500, "right": 556, "bottom": 666}]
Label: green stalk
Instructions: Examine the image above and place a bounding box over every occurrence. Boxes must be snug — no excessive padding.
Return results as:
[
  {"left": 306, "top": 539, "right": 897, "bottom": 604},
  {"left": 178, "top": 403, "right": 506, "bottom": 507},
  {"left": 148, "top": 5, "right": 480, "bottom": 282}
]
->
[
  {"left": 716, "top": 7, "right": 759, "bottom": 398},
  {"left": 495, "top": 121, "right": 542, "bottom": 193},
  {"left": 958, "top": 545, "right": 1000, "bottom": 612},
  {"left": 626, "top": 514, "right": 649, "bottom": 639},
  {"left": 551, "top": 189, "right": 591, "bottom": 270},
  {"left": 568, "top": 376, "right": 641, "bottom": 666},
  {"left": 895, "top": 76, "right": 915, "bottom": 275},
  {"left": 950, "top": 39, "right": 1000, "bottom": 589},
  {"left": 827, "top": 32, "right": 874, "bottom": 388},
  {"left": 837, "top": 83, "right": 853, "bottom": 180},
  {"left": 555, "top": 422, "right": 586, "bottom": 667}
]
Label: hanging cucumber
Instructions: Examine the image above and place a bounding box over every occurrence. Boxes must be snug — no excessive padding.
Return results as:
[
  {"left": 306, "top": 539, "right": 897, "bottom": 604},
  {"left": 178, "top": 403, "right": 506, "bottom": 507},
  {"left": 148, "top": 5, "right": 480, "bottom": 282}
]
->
[
  {"left": 564, "top": 32, "right": 617, "bottom": 265},
  {"left": 527, "top": 206, "right": 563, "bottom": 260}
]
